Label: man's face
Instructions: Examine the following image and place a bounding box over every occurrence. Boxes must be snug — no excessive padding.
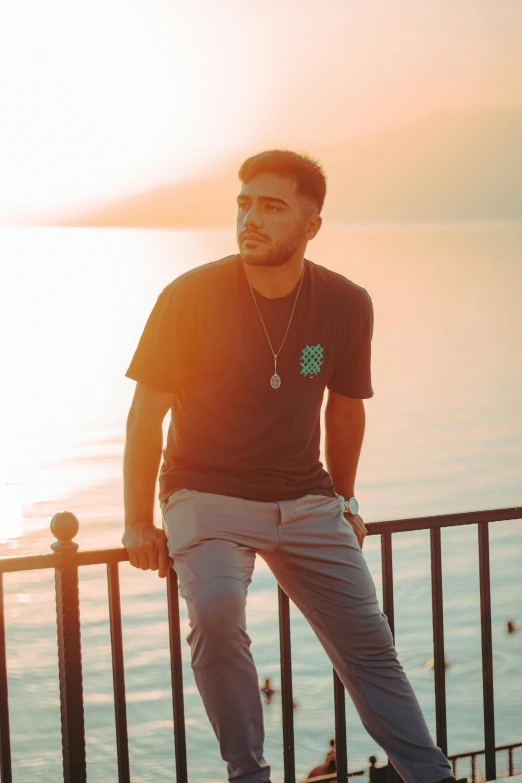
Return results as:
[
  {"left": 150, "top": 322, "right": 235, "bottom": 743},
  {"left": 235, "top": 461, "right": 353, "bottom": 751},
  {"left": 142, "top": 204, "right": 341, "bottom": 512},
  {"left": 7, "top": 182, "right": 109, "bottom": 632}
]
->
[{"left": 236, "top": 173, "right": 314, "bottom": 268}]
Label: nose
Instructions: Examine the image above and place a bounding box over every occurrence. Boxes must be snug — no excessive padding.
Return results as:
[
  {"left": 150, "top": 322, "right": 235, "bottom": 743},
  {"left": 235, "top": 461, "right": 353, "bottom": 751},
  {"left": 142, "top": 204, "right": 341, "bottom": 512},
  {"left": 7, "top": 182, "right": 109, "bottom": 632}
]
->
[{"left": 241, "top": 203, "right": 262, "bottom": 228}]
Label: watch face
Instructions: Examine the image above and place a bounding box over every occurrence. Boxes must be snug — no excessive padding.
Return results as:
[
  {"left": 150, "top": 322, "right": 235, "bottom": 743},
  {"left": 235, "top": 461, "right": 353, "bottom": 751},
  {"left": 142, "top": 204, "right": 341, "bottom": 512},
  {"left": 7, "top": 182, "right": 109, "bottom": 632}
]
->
[{"left": 348, "top": 497, "right": 359, "bottom": 515}]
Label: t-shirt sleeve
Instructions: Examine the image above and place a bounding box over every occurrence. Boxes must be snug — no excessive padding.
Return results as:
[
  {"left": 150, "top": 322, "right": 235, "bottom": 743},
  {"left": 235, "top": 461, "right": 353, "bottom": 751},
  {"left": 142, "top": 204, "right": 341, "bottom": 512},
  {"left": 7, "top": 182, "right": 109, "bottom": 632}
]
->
[
  {"left": 125, "top": 283, "right": 194, "bottom": 394},
  {"left": 327, "top": 290, "right": 374, "bottom": 399}
]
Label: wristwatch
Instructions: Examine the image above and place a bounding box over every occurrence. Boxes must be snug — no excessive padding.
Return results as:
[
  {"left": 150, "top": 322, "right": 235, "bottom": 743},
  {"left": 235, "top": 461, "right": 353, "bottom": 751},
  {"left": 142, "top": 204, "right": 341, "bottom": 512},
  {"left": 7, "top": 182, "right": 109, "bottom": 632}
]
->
[{"left": 339, "top": 496, "right": 359, "bottom": 516}]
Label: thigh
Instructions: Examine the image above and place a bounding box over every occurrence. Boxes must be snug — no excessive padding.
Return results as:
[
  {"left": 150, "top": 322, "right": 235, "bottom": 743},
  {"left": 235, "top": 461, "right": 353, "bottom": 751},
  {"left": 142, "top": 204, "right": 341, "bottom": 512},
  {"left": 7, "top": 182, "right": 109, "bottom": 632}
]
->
[
  {"left": 261, "top": 496, "right": 393, "bottom": 662},
  {"left": 161, "top": 488, "right": 257, "bottom": 590},
  {"left": 276, "top": 494, "right": 379, "bottom": 609}
]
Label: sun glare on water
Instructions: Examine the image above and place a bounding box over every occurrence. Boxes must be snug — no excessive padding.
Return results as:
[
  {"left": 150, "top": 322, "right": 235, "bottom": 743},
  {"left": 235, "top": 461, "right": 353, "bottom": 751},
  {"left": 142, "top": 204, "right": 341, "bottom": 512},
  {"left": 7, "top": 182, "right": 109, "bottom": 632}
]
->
[{"left": 0, "top": 228, "right": 139, "bottom": 542}]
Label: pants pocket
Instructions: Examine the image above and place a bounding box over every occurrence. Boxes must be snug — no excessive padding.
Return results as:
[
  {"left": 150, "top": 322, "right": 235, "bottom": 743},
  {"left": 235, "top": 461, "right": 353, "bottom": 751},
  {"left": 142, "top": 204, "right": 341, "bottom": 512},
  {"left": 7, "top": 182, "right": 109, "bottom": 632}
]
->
[
  {"left": 162, "top": 487, "right": 199, "bottom": 514},
  {"left": 161, "top": 489, "right": 200, "bottom": 557}
]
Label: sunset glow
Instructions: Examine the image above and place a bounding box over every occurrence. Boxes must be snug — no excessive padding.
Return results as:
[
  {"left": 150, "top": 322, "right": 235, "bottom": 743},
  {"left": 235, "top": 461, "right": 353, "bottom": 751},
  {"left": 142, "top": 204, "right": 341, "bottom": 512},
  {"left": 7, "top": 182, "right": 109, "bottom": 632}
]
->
[
  {"left": 1, "top": 0, "right": 521, "bottom": 221},
  {"left": 1, "top": 4, "right": 521, "bottom": 780}
]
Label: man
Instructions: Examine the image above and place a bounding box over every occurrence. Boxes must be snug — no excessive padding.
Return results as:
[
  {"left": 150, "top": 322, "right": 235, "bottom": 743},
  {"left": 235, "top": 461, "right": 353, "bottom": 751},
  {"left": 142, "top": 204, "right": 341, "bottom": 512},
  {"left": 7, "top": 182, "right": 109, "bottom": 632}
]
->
[{"left": 122, "top": 149, "right": 459, "bottom": 783}]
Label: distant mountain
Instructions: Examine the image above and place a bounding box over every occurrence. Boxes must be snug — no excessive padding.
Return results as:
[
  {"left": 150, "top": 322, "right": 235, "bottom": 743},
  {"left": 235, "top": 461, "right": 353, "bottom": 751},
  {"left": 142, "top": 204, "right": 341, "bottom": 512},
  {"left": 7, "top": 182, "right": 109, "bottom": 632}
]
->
[
  {"left": 47, "top": 105, "right": 522, "bottom": 226},
  {"left": 319, "top": 105, "right": 522, "bottom": 223}
]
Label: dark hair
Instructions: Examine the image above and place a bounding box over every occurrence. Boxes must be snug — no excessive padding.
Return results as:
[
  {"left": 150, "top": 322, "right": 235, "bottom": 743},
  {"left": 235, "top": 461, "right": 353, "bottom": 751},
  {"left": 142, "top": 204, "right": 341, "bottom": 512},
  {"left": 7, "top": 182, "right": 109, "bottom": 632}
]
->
[{"left": 238, "top": 149, "right": 327, "bottom": 216}]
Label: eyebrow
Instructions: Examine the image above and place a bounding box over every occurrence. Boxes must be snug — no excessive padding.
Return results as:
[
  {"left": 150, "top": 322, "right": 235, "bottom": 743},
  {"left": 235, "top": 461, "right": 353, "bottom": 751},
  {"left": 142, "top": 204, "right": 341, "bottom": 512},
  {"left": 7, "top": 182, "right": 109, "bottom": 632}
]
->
[{"left": 236, "top": 195, "right": 290, "bottom": 208}]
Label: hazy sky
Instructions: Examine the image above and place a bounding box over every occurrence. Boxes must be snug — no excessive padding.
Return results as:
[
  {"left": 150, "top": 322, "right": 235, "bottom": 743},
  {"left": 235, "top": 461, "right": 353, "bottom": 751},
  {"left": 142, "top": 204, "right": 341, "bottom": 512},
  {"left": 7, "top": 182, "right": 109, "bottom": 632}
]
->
[{"left": 1, "top": 0, "right": 521, "bottom": 219}]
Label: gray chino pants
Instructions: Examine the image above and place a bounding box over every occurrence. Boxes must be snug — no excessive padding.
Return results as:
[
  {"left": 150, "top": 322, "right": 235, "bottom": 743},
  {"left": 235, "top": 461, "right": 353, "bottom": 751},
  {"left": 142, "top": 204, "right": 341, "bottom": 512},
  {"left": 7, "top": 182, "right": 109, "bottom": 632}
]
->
[{"left": 160, "top": 488, "right": 453, "bottom": 783}]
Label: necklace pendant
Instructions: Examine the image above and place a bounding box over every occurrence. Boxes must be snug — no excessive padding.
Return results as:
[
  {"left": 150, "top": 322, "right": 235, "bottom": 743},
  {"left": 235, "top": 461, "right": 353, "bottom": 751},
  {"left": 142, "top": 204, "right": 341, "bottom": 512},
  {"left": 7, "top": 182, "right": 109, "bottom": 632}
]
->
[{"left": 271, "top": 373, "right": 281, "bottom": 389}]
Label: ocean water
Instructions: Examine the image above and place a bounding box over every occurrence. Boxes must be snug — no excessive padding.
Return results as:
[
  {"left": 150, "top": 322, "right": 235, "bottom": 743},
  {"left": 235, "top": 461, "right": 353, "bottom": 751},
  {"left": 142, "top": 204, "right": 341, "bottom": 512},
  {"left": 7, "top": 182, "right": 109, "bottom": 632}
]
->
[{"left": 0, "top": 223, "right": 521, "bottom": 783}]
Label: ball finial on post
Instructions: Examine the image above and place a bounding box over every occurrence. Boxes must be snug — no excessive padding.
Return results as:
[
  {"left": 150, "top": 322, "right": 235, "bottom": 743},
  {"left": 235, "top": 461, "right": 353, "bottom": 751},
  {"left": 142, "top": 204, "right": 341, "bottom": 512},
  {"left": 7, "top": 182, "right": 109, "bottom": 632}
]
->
[{"left": 51, "top": 511, "right": 80, "bottom": 552}]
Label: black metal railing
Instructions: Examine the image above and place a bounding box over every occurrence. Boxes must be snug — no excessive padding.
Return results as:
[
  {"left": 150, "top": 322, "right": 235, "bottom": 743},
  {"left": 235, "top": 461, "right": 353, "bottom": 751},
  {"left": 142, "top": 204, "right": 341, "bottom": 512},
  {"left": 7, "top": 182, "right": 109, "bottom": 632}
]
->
[
  {"left": 448, "top": 742, "right": 522, "bottom": 783},
  {"left": 0, "top": 506, "right": 520, "bottom": 783},
  {"left": 307, "top": 742, "right": 522, "bottom": 783}
]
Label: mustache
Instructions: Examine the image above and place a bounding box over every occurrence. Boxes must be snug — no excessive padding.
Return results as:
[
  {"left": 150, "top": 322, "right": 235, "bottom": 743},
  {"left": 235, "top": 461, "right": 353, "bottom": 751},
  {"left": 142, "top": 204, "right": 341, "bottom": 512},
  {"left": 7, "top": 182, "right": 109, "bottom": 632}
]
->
[{"left": 241, "top": 233, "right": 266, "bottom": 241}]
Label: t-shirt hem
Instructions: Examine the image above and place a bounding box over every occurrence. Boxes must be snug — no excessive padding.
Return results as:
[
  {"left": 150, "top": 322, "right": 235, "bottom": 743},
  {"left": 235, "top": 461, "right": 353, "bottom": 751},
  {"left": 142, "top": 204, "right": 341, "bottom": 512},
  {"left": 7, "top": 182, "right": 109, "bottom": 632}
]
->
[{"left": 158, "top": 478, "right": 337, "bottom": 507}]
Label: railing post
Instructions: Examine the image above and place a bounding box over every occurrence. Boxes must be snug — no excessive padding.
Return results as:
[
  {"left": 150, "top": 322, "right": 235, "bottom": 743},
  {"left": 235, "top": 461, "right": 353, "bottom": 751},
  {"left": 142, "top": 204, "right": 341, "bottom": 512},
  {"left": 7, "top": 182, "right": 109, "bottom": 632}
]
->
[
  {"left": 381, "top": 533, "right": 402, "bottom": 783},
  {"left": 478, "top": 521, "right": 496, "bottom": 781},
  {"left": 430, "top": 527, "right": 448, "bottom": 756},
  {"left": 381, "top": 533, "right": 395, "bottom": 640},
  {"left": 167, "top": 566, "right": 188, "bottom": 783},
  {"left": 51, "top": 511, "right": 87, "bottom": 783},
  {"left": 278, "top": 585, "right": 295, "bottom": 783},
  {"left": 0, "top": 573, "right": 12, "bottom": 783},
  {"left": 333, "top": 668, "right": 348, "bottom": 783},
  {"left": 107, "top": 562, "right": 130, "bottom": 783}
]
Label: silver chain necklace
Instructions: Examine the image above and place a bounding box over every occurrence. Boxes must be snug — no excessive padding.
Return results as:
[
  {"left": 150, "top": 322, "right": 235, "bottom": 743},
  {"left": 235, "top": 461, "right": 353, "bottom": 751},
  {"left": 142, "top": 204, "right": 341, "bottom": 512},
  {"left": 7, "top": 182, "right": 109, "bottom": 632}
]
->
[{"left": 246, "top": 262, "right": 306, "bottom": 389}]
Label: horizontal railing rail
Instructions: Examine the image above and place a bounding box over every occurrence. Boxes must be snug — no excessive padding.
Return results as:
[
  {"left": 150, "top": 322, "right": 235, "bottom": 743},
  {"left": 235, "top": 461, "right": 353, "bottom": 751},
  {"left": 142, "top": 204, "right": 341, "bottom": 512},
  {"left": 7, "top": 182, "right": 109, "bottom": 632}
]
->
[
  {"left": 1, "top": 507, "right": 520, "bottom": 575},
  {"left": 305, "top": 770, "right": 365, "bottom": 782},
  {"left": 0, "top": 506, "right": 520, "bottom": 783},
  {"left": 303, "top": 740, "right": 522, "bottom": 783},
  {"left": 448, "top": 741, "right": 522, "bottom": 783}
]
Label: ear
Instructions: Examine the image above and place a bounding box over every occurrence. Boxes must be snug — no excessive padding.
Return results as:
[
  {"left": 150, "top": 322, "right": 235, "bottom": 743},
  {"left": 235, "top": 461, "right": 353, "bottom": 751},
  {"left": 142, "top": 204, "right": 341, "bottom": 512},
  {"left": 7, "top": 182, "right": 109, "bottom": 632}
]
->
[{"left": 305, "top": 214, "right": 322, "bottom": 240}]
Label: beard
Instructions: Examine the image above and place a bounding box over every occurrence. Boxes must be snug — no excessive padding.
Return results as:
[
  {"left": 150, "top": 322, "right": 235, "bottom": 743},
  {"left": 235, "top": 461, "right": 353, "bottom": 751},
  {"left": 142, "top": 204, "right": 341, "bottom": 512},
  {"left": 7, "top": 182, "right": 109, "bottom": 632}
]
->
[{"left": 238, "top": 225, "right": 305, "bottom": 268}]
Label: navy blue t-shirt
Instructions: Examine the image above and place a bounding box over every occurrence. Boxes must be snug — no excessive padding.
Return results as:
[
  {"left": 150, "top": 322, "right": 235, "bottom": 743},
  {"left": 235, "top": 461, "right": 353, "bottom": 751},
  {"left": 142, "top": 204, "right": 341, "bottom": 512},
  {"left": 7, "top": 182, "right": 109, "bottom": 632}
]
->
[{"left": 125, "top": 253, "right": 374, "bottom": 505}]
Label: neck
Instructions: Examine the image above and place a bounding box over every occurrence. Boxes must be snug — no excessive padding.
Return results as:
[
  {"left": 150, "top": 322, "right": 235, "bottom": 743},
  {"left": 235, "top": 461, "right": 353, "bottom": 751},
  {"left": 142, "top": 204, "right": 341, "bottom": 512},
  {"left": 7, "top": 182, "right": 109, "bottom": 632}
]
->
[{"left": 241, "top": 255, "right": 306, "bottom": 299}]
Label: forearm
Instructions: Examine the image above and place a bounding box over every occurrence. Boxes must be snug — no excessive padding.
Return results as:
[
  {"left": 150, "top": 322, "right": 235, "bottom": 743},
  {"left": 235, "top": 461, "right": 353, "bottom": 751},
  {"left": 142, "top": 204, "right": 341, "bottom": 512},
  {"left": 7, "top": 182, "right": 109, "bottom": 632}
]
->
[
  {"left": 123, "top": 416, "right": 163, "bottom": 529},
  {"left": 324, "top": 405, "right": 366, "bottom": 499}
]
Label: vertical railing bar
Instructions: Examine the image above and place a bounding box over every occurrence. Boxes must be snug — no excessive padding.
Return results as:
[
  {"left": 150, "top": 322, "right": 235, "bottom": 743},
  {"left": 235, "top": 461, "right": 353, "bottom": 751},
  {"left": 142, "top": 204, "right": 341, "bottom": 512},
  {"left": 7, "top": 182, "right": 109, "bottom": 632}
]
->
[
  {"left": 478, "top": 521, "right": 496, "bottom": 781},
  {"left": 0, "top": 573, "right": 13, "bottom": 783},
  {"left": 381, "top": 533, "right": 395, "bottom": 638},
  {"left": 278, "top": 584, "right": 295, "bottom": 783},
  {"left": 51, "top": 512, "right": 87, "bottom": 783},
  {"left": 508, "top": 746, "right": 513, "bottom": 776},
  {"left": 333, "top": 668, "right": 348, "bottom": 783},
  {"left": 430, "top": 527, "right": 448, "bottom": 756},
  {"left": 167, "top": 566, "right": 188, "bottom": 783},
  {"left": 381, "top": 533, "right": 401, "bottom": 783},
  {"left": 107, "top": 562, "right": 130, "bottom": 783},
  {"left": 471, "top": 753, "right": 476, "bottom": 783},
  {"left": 451, "top": 758, "right": 456, "bottom": 777}
]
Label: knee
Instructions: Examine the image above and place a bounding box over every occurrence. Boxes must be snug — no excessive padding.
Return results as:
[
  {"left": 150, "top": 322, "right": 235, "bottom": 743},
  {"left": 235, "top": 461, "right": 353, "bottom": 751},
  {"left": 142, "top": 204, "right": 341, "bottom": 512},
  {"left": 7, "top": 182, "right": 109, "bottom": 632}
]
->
[
  {"left": 329, "top": 606, "right": 398, "bottom": 668},
  {"left": 189, "top": 578, "right": 245, "bottom": 629},
  {"left": 183, "top": 577, "right": 250, "bottom": 665}
]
